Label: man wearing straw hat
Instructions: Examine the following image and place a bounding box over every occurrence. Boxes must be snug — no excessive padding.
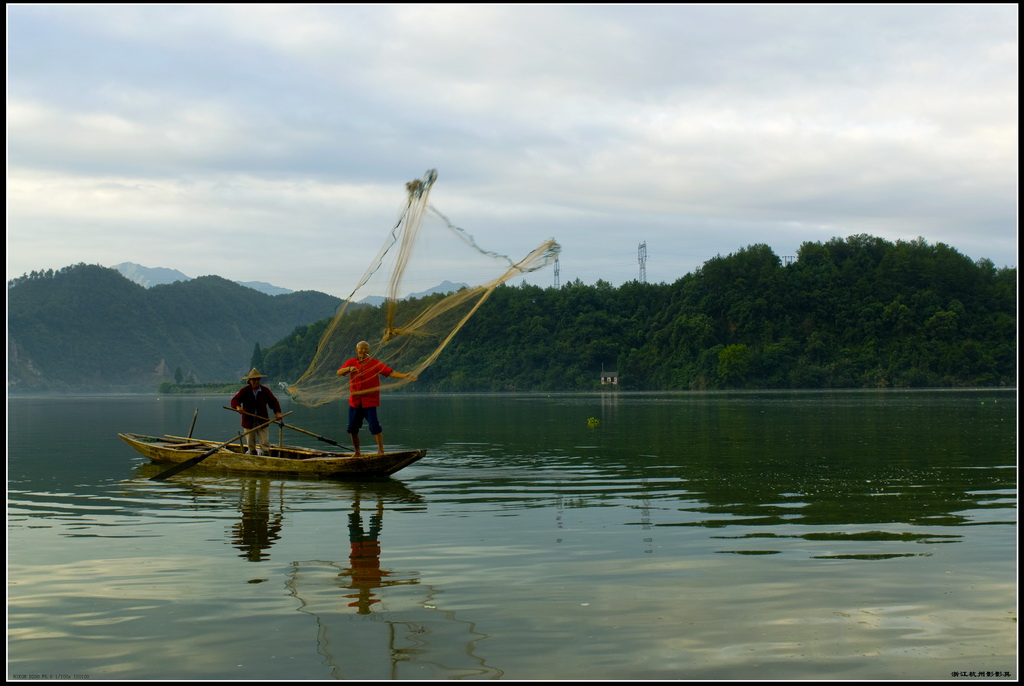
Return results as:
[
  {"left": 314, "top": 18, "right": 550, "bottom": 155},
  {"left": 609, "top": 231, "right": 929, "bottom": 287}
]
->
[{"left": 230, "top": 368, "right": 284, "bottom": 455}]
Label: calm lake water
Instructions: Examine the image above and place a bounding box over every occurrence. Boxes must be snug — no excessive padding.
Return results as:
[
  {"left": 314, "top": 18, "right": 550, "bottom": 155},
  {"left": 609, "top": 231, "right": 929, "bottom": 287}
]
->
[{"left": 7, "top": 390, "right": 1017, "bottom": 681}]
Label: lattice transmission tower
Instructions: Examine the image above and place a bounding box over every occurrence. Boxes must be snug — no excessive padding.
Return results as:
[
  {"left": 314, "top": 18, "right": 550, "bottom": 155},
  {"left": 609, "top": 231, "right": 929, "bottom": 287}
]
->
[
  {"left": 638, "top": 241, "right": 647, "bottom": 283},
  {"left": 553, "top": 255, "right": 560, "bottom": 288}
]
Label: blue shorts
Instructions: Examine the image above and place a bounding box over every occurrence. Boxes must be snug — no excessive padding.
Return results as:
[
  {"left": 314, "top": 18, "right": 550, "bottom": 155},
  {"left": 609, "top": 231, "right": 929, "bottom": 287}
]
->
[{"left": 347, "top": 406, "right": 382, "bottom": 435}]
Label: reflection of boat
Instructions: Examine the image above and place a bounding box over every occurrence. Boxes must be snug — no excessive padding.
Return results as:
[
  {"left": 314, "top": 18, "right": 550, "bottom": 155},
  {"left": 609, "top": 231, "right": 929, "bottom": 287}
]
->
[{"left": 119, "top": 433, "right": 426, "bottom": 478}]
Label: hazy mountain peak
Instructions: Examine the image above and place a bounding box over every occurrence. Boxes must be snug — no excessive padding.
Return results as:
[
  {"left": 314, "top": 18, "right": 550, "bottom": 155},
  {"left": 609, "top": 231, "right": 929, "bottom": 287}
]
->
[
  {"left": 358, "top": 280, "right": 469, "bottom": 306},
  {"left": 112, "top": 262, "right": 462, "bottom": 299},
  {"left": 112, "top": 262, "right": 191, "bottom": 288},
  {"left": 113, "top": 262, "right": 294, "bottom": 296},
  {"left": 235, "top": 281, "right": 294, "bottom": 296}
]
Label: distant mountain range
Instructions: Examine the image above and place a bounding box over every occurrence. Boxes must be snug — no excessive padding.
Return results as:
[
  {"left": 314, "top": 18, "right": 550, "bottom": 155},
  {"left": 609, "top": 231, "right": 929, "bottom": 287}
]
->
[
  {"left": 356, "top": 281, "right": 470, "bottom": 306},
  {"left": 8, "top": 262, "right": 473, "bottom": 392},
  {"left": 7, "top": 234, "right": 1016, "bottom": 393},
  {"left": 8, "top": 263, "right": 344, "bottom": 392},
  {"left": 113, "top": 262, "right": 294, "bottom": 296},
  {"left": 112, "top": 262, "right": 467, "bottom": 301}
]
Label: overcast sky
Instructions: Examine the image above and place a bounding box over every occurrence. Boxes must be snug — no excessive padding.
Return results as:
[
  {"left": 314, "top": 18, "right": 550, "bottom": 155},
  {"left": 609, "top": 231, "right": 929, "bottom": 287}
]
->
[{"left": 7, "top": 4, "right": 1018, "bottom": 299}]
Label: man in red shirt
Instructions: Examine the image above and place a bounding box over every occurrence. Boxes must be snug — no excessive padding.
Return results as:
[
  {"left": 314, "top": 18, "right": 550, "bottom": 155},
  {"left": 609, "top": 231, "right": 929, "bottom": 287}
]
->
[{"left": 337, "top": 340, "right": 418, "bottom": 456}]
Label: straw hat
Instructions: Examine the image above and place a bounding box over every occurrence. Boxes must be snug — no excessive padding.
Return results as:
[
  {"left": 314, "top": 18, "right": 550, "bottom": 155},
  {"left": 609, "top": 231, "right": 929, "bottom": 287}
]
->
[{"left": 242, "top": 368, "right": 267, "bottom": 381}]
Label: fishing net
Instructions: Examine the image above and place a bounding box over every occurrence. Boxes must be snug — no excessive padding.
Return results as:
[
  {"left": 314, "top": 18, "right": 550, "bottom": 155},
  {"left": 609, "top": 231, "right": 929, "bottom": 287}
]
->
[{"left": 286, "top": 169, "right": 560, "bottom": 407}]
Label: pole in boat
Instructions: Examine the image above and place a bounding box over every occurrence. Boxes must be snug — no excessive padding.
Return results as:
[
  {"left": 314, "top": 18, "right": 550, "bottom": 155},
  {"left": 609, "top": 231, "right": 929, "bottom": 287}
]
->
[
  {"left": 187, "top": 408, "right": 199, "bottom": 439},
  {"left": 222, "top": 406, "right": 355, "bottom": 452},
  {"left": 149, "top": 411, "right": 293, "bottom": 481}
]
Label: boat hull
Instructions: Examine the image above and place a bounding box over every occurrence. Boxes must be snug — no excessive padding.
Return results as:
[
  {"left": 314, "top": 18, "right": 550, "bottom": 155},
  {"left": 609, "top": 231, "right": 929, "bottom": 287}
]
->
[{"left": 119, "top": 433, "right": 426, "bottom": 478}]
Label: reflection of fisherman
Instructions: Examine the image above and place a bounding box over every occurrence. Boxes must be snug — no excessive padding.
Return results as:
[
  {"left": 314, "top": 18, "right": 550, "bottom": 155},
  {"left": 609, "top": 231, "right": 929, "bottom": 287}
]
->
[
  {"left": 343, "top": 494, "right": 389, "bottom": 614},
  {"left": 230, "top": 479, "right": 283, "bottom": 562}
]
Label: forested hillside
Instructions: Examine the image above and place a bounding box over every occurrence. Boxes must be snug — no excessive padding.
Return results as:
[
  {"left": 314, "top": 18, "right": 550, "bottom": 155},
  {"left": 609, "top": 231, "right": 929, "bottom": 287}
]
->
[
  {"left": 257, "top": 235, "right": 1016, "bottom": 391},
  {"left": 8, "top": 264, "right": 342, "bottom": 392}
]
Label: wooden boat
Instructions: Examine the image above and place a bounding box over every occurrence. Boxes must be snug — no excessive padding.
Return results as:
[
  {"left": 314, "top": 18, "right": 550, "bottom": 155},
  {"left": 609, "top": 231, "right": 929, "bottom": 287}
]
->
[{"left": 119, "top": 433, "right": 426, "bottom": 478}]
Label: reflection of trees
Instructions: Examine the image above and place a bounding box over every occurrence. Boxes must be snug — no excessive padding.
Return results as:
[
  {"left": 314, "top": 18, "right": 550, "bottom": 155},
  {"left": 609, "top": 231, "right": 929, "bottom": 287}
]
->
[
  {"left": 405, "top": 392, "right": 1014, "bottom": 560},
  {"left": 596, "top": 394, "right": 1018, "bottom": 529},
  {"left": 230, "top": 479, "right": 284, "bottom": 561},
  {"left": 678, "top": 398, "right": 1013, "bottom": 528}
]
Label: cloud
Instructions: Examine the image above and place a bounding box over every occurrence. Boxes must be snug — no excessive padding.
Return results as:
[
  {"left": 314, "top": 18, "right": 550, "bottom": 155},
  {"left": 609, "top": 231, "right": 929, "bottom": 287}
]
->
[{"left": 6, "top": 5, "right": 1017, "bottom": 297}]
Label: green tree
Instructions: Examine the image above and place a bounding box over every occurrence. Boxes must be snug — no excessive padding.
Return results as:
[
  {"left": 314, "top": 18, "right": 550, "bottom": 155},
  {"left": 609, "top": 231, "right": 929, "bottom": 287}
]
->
[
  {"left": 9, "top": 236, "right": 1014, "bottom": 394},
  {"left": 718, "top": 344, "right": 752, "bottom": 386},
  {"left": 250, "top": 342, "right": 264, "bottom": 370}
]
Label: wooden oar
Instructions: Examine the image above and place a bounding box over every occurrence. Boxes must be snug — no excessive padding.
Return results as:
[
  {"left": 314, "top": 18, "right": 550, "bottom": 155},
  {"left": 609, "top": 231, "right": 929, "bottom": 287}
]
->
[
  {"left": 222, "top": 406, "right": 353, "bottom": 451},
  {"left": 187, "top": 408, "right": 199, "bottom": 438},
  {"left": 149, "top": 411, "right": 293, "bottom": 481}
]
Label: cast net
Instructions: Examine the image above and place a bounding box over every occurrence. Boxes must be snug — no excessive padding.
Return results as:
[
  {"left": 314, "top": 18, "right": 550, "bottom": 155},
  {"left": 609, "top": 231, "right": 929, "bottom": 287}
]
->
[{"left": 286, "top": 169, "right": 560, "bottom": 407}]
